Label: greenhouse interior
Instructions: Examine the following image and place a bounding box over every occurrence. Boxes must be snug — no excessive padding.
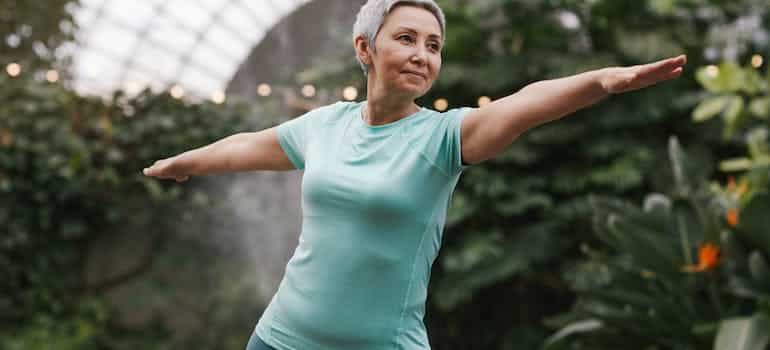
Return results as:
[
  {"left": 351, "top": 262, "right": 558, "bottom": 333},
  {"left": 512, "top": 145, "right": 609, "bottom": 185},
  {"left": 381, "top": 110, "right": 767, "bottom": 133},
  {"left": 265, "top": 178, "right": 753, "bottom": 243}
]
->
[{"left": 2, "top": 0, "right": 770, "bottom": 349}]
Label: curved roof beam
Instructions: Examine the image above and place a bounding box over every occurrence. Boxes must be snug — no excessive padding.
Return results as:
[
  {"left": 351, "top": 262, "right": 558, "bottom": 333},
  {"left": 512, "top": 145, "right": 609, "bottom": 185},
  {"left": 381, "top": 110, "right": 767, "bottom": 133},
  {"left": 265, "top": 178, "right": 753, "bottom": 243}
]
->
[{"left": 70, "top": 0, "right": 311, "bottom": 99}]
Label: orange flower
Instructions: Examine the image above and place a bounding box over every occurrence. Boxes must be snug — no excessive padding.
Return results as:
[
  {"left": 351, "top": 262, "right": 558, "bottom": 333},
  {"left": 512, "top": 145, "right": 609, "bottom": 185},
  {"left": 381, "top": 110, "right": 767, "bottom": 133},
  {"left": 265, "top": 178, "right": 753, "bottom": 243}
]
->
[
  {"left": 682, "top": 242, "right": 721, "bottom": 273},
  {"left": 726, "top": 208, "right": 739, "bottom": 227}
]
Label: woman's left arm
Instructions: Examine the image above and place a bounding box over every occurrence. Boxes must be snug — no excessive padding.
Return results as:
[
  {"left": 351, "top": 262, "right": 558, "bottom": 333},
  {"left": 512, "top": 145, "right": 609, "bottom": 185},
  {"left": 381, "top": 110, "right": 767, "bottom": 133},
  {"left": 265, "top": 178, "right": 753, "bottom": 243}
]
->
[{"left": 460, "top": 55, "right": 687, "bottom": 164}]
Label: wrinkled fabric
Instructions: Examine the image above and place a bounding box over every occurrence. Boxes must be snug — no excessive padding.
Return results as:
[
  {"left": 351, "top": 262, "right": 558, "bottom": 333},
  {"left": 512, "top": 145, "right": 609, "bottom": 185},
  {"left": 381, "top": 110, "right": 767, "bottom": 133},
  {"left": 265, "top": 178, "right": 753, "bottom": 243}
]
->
[{"left": 255, "top": 101, "right": 474, "bottom": 350}]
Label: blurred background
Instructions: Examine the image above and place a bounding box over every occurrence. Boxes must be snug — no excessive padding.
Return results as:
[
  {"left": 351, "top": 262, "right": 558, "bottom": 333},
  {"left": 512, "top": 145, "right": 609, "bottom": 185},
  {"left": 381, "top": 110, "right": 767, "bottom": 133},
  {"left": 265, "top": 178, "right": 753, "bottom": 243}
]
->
[{"left": 2, "top": 0, "right": 770, "bottom": 349}]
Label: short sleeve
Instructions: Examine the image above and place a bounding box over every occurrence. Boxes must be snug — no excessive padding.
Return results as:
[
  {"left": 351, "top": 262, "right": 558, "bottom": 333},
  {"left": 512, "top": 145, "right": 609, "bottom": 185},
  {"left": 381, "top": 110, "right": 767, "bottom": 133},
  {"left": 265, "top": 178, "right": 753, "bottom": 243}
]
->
[
  {"left": 425, "top": 107, "right": 475, "bottom": 176},
  {"left": 276, "top": 114, "right": 309, "bottom": 169},
  {"left": 276, "top": 102, "right": 344, "bottom": 170}
]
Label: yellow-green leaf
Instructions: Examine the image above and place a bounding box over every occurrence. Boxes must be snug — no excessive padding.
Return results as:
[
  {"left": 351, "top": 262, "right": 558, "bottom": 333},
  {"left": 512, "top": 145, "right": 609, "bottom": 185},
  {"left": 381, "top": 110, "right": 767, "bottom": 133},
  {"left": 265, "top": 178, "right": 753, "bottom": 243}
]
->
[{"left": 692, "top": 95, "right": 730, "bottom": 122}]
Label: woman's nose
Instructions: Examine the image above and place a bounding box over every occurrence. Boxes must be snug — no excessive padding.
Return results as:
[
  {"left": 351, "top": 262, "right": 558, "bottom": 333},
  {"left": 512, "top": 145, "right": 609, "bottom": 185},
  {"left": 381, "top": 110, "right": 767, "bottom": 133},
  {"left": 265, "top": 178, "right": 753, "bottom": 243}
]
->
[{"left": 410, "top": 48, "right": 428, "bottom": 65}]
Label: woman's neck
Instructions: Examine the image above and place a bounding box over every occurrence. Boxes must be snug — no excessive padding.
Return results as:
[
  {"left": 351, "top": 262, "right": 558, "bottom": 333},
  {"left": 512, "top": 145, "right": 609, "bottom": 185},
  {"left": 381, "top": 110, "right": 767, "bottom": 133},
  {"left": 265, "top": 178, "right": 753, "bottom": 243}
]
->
[{"left": 363, "top": 80, "right": 420, "bottom": 126}]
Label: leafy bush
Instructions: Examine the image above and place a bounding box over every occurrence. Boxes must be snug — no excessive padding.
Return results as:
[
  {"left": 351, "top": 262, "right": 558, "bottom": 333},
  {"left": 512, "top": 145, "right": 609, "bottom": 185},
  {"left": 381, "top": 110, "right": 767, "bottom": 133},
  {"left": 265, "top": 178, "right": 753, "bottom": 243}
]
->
[
  {"left": 545, "top": 61, "right": 770, "bottom": 349},
  {"left": 0, "top": 73, "right": 251, "bottom": 347}
]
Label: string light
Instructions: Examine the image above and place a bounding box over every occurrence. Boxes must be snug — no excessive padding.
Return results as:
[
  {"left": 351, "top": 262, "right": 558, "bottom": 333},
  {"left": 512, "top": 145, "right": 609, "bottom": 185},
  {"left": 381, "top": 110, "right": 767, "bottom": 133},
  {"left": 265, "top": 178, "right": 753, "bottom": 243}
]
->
[
  {"left": 343, "top": 86, "right": 358, "bottom": 101},
  {"left": 705, "top": 65, "right": 719, "bottom": 78},
  {"left": 301, "top": 84, "right": 316, "bottom": 98},
  {"left": 211, "top": 91, "right": 226, "bottom": 104},
  {"left": 434, "top": 98, "right": 448, "bottom": 111},
  {"left": 6, "top": 63, "right": 21, "bottom": 77},
  {"left": 257, "top": 83, "right": 272, "bottom": 97},
  {"left": 751, "top": 54, "right": 764, "bottom": 68},
  {"left": 141, "top": 84, "right": 509, "bottom": 112},
  {"left": 170, "top": 85, "right": 185, "bottom": 99},
  {"left": 45, "top": 70, "right": 59, "bottom": 83}
]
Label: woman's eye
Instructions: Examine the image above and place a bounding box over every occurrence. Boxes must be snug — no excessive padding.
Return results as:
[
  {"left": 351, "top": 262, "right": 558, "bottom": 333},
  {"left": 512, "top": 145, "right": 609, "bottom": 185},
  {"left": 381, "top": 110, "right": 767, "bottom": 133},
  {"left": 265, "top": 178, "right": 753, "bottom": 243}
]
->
[{"left": 398, "top": 35, "right": 413, "bottom": 43}]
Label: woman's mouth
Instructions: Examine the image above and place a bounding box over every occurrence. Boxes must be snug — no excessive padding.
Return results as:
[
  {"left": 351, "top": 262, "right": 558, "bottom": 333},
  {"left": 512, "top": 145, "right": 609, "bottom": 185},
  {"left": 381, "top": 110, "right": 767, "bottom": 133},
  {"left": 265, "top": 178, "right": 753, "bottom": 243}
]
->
[{"left": 403, "top": 71, "right": 427, "bottom": 79}]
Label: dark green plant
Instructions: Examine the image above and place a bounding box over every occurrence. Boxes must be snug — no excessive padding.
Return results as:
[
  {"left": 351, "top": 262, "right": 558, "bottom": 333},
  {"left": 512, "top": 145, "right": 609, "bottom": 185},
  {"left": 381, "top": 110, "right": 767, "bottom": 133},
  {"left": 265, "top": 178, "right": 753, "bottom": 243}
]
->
[
  {"left": 544, "top": 58, "right": 770, "bottom": 349},
  {"left": 413, "top": 0, "right": 770, "bottom": 347},
  {"left": 544, "top": 137, "right": 770, "bottom": 350},
  {"left": 0, "top": 72, "right": 251, "bottom": 348},
  {"left": 419, "top": 0, "right": 744, "bottom": 347},
  {"left": 693, "top": 61, "right": 770, "bottom": 199},
  {"left": 543, "top": 137, "right": 725, "bottom": 349},
  {"left": 693, "top": 60, "right": 770, "bottom": 349}
]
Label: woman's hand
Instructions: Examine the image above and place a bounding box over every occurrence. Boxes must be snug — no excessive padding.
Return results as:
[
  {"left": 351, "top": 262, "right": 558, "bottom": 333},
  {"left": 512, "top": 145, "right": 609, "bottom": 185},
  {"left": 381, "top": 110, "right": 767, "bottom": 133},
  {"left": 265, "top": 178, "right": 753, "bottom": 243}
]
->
[
  {"left": 143, "top": 157, "right": 190, "bottom": 182},
  {"left": 600, "top": 54, "right": 687, "bottom": 94}
]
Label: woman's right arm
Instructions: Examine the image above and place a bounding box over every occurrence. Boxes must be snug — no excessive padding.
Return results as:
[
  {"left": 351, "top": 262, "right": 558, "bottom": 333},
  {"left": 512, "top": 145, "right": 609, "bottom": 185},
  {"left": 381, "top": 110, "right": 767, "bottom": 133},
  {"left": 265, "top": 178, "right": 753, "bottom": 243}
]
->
[{"left": 142, "top": 127, "right": 295, "bottom": 181}]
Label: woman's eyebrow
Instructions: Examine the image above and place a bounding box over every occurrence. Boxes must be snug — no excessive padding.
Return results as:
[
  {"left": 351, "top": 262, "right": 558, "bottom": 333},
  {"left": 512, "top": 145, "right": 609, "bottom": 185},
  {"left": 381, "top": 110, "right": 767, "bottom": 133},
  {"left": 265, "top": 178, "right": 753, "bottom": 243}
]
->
[{"left": 394, "top": 26, "right": 443, "bottom": 41}]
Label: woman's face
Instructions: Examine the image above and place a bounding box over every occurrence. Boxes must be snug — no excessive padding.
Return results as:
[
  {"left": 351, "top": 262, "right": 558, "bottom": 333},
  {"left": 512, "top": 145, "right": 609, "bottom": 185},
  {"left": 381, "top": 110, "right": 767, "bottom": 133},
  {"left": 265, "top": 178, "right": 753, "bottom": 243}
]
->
[{"left": 365, "top": 6, "right": 443, "bottom": 98}]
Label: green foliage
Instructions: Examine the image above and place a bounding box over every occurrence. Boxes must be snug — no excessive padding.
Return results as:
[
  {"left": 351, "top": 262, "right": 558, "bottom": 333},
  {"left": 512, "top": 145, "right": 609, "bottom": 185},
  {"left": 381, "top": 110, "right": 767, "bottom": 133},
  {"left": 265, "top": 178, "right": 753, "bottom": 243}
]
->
[
  {"left": 544, "top": 137, "right": 770, "bottom": 349},
  {"left": 7, "top": 0, "right": 770, "bottom": 348},
  {"left": 547, "top": 40, "right": 770, "bottom": 350},
  {"left": 0, "top": 73, "right": 251, "bottom": 347},
  {"left": 0, "top": 298, "right": 171, "bottom": 350},
  {"left": 692, "top": 62, "right": 770, "bottom": 203},
  {"left": 404, "top": 0, "right": 770, "bottom": 347},
  {"left": 430, "top": 0, "right": 723, "bottom": 318},
  {"left": 693, "top": 62, "right": 769, "bottom": 139},
  {"left": 544, "top": 140, "right": 719, "bottom": 350}
]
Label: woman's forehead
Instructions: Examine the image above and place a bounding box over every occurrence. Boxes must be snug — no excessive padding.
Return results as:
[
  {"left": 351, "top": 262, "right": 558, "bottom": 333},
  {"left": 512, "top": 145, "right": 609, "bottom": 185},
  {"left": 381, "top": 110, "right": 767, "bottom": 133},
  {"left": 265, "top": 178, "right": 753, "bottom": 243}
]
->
[{"left": 381, "top": 6, "right": 442, "bottom": 38}]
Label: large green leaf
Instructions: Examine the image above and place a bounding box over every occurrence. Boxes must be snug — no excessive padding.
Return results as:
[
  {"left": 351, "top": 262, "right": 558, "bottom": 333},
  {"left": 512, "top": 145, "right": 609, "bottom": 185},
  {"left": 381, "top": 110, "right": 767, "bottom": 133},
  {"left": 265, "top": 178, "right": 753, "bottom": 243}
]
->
[
  {"left": 720, "top": 157, "right": 754, "bottom": 172},
  {"left": 604, "top": 217, "right": 683, "bottom": 277},
  {"left": 668, "top": 136, "right": 692, "bottom": 195},
  {"left": 695, "top": 62, "right": 748, "bottom": 93},
  {"left": 714, "top": 314, "right": 770, "bottom": 350},
  {"left": 722, "top": 96, "right": 746, "bottom": 139},
  {"left": 692, "top": 95, "right": 731, "bottom": 123}
]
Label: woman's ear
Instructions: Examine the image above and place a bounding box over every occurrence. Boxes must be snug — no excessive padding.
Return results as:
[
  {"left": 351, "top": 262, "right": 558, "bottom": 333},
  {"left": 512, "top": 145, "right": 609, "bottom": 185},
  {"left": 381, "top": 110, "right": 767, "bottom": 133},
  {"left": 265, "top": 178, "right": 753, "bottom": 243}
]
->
[{"left": 354, "top": 35, "right": 373, "bottom": 66}]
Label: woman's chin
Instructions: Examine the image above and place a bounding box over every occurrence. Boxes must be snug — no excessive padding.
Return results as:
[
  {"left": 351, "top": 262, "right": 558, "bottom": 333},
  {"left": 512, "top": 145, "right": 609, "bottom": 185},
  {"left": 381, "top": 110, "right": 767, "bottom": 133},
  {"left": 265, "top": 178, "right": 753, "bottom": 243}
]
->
[{"left": 395, "top": 83, "right": 430, "bottom": 98}]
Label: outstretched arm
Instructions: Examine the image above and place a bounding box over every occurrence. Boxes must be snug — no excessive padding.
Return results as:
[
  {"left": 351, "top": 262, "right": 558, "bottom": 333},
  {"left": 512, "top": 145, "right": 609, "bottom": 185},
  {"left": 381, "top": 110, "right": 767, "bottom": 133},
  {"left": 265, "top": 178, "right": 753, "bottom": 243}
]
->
[
  {"left": 142, "top": 127, "right": 295, "bottom": 182},
  {"left": 459, "top": 55, "right": 687, "bottom": 164}
]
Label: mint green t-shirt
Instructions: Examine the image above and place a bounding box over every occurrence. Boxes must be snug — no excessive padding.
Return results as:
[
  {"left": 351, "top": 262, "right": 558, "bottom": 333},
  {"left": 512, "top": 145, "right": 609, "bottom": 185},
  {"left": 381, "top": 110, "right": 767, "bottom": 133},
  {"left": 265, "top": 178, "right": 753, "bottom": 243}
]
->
[{"left": 255, "top": 101, "right": 474, "bottom": 350}]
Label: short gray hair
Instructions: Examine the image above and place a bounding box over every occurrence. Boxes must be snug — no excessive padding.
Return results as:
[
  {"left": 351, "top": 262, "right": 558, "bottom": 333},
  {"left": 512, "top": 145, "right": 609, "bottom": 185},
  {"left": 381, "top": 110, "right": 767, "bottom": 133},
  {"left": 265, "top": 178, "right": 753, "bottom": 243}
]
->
[{"left": 353, "top": 0, "right": 446, "bottom": 75}]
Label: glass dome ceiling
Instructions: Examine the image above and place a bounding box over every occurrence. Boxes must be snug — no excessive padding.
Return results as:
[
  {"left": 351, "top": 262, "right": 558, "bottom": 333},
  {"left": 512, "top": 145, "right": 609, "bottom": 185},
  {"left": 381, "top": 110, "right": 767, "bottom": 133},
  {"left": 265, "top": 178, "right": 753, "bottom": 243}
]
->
[{"left": 71, "top": 0, "right": 311, "bottom": 100}]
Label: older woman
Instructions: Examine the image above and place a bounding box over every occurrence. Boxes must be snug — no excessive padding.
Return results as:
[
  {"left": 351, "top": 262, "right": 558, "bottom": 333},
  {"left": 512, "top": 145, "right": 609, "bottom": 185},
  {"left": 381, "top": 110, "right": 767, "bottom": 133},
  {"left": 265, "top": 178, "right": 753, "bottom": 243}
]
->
[{"left": 143, "top": 0, "right": 686, "bottom": 349}]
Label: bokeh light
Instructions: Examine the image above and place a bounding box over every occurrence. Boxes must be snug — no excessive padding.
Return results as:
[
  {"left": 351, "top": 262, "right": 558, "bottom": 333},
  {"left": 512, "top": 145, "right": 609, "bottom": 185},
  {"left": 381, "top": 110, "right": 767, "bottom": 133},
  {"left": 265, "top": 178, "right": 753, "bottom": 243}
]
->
[
  {"left": 434, "top": 98, "right": 448, "bottom": 111},
  {"left": 343, "top": 86, "right": 358, "bottom": 101},
  {"left": 6, "top": 63, "right": 21, "bottom": 77}
]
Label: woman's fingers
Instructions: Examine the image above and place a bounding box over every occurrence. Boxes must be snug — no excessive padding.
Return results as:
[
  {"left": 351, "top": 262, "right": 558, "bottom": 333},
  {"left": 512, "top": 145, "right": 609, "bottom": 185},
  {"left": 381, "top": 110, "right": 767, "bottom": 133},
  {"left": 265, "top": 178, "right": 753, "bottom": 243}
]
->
[
  {"left": 609, "top": 55, "right": 686, "bottom": 93},
  {"left": 143, "top": 159, "right": 165, "bottom": 176},
  {"left": 637, "top": 55, "right": 687, "bottom": 84},
  {"left": 142, "top": 166, "right": 157, "bottom": 176},
  {"left": 641, "top": 55, "right": 686, "bottom": 75},
  {"left": 142, "top": 158, "right": 188, "bottom": 181}
]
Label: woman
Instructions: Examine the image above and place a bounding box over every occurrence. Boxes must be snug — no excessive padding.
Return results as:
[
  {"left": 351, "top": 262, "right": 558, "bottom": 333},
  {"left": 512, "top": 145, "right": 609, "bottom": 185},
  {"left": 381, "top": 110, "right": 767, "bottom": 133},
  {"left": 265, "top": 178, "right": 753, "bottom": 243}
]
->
[{"left": 143, "top": 1, "right": 687, "bottom": 349}]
